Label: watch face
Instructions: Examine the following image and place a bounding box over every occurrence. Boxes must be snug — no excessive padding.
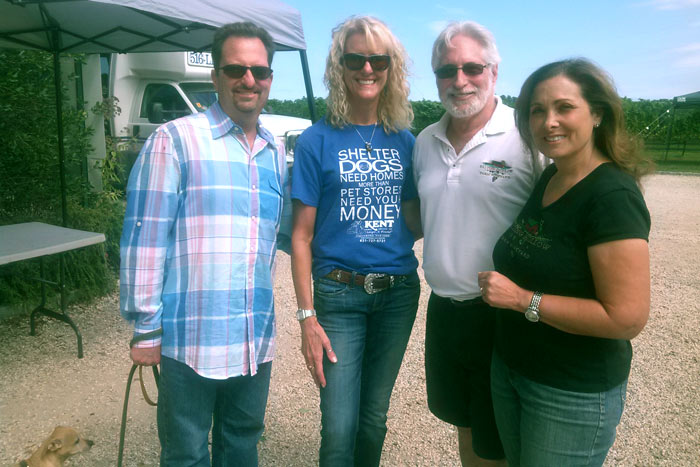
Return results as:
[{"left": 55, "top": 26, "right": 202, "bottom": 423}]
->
[{"left": 525, "top": 308, "right": 540, "bottom": 322}]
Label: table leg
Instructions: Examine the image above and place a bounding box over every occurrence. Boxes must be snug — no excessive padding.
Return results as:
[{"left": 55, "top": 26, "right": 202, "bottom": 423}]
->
[{"left": 29, "top": 255, "right": 84, "bottom": 358}]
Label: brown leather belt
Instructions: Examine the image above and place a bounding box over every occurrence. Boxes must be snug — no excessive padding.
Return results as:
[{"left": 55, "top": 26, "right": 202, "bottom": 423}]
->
[{"left": 325, "top": 269, "right": 404, "bottom": 294}]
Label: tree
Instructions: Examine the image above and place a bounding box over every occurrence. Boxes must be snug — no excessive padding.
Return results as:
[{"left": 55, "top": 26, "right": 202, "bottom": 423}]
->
[{"left": 0, "top": 49, "right": 122, "bottom": 307}]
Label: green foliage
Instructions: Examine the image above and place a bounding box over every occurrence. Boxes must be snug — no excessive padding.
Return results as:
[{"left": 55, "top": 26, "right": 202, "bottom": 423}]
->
[
  {"left": 266, "top": 97, "right": 327, "bottom": 121},
  {"left": 500, "top": 95, "right": 517, "bottom": 107},
  {"left": 92, "top": 97, "right": 129, "bottom": 200},
  {"left": 622, "top": 98, "right": 700, "bottom": 141},
  {"left": 262, "top": 94, "right": 700, "bottom": 171},
  {"left": 410, "top": 100, "right": 445, "bottom": 135},
  {"left": 0, "top": 49, "right": 124, "bottom": 308}
]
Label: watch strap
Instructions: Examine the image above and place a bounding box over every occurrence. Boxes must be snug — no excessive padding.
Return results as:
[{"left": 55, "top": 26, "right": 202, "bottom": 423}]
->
[
  {"left": 529, "top": 291, "right": 543, "bottom": 311},
  {"left": 296, "top": 308, "right": 316, "bottom": 321}
]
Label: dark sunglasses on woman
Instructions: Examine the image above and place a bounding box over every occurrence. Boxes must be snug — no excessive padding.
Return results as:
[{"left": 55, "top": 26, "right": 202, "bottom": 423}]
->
[
  {"left": 218, "top": 64, "right": 273, "bottom": 80},
  {"left": 342, "top": 53, "right": 391, "bottom": 71},
  {"left": 434, "top": 62, "right": 491, "bottom": 79}
]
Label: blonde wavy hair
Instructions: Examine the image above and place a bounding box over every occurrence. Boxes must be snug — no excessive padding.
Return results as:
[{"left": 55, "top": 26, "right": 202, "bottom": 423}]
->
[{"left": 324, "top": 16, "right": 413, "bottom": 133}]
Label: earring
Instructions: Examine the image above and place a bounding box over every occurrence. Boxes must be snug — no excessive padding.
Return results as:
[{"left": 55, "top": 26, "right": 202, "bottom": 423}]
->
[{"left": 594, "top": 122, "right": 600, "bottom": 128}]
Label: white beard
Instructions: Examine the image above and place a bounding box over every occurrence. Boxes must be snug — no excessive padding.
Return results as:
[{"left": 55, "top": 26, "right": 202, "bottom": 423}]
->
[
  {"left": 440, "top": 76, "right": 495, "bottom": 120},
  {"left": 441, "top": 87, "right": 489, "bottom": 119}
]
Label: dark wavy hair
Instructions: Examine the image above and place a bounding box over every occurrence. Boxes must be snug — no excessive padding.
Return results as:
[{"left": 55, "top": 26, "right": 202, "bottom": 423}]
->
[
  {"left": 211, "top": 22, "right": 275, "bottom": 69},
  {"left": 515, "top": 58, "right": 652, "bottom": 181}
]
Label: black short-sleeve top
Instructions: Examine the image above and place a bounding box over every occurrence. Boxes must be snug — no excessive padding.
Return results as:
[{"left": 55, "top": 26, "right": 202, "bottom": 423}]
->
[{"left": 492, "top": 162, "right": 651, "bottom": 392}]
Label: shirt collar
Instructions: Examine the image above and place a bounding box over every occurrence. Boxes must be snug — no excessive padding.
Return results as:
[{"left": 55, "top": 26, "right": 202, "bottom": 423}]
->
[
  {"left": 483, "top": 96, "right": 512, "bottom": 135},
  {"left": 431, "top": 95, "right": 511, "bottom": 142},
  {"left": 207, "top": 101, "right": 276, "bottom": 147}
]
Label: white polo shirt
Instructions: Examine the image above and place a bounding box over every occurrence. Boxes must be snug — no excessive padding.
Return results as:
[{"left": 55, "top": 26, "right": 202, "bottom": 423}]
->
[{"left": 413, "top": 97, "right": 547, "bottom": 300}]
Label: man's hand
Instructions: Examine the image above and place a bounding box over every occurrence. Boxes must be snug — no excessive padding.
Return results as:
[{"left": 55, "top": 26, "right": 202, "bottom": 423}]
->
[
  {"left": 300, "top": 317, "right": 337, "bottom": 388},
  {"left": 130, "top": 345, "right": 161, "bottom": 366}
]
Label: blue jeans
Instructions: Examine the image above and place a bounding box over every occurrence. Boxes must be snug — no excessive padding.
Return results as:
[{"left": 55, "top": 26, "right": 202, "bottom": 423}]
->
[
  {"left": 314, "top": 271, "right": 420, "bottom": 467},
  {"left": 157, "top": 356, "right": 272, "bottom": 467},
  {"left": 490, "top": 351, "right": 626, "bottom": 467}
]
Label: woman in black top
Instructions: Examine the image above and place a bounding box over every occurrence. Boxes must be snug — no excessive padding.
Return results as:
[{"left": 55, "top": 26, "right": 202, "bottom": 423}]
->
[{"left": 478, "top": 58, "right": 652, "bottom": 466}]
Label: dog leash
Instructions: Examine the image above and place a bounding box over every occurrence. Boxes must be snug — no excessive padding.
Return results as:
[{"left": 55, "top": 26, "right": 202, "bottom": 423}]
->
[{"left": 117, "top": 329, "right": 162, "bottom": 467}]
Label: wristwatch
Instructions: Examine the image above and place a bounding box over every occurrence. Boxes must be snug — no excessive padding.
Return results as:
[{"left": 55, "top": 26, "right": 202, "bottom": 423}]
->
[
  {"left": 525, "top": 292, "right": 543, "bottom": 322},
  {"left": 296, "top": 308, "right": 316, "bottom": 321}
]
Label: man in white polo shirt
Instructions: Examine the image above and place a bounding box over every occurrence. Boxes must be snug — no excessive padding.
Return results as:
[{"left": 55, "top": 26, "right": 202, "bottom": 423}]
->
[{"left": 413, "top": 21, "right": 546, "bottom": 466}]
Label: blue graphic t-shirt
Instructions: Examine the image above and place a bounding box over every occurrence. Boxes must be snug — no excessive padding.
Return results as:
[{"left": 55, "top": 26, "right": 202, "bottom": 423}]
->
[{"left": 291, "top": 119, "right": 419, "bottom": 278}]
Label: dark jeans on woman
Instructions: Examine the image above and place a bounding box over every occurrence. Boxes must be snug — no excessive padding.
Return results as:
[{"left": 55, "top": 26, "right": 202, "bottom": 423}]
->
[
  {"left": 314, "top": 271, "right": 420, "bottom": 467},
  {"left": 157, "top": 356, "right": 272, "bottom": 467}
]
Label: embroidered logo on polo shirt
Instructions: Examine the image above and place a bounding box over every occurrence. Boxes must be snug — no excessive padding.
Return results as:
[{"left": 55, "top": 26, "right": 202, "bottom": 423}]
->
[{"left": 480, "top": 160, "right": 513, "bottom": 182}]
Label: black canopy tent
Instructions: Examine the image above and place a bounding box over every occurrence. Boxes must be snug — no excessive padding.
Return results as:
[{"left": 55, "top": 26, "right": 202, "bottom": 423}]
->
[
  {"left": 664, "top": 90, "right": 700, "bottom": 158},
  {"left": 0, "top": 0, "right": 318, "bottom": 358},
  {"left": 0, "top": 0, "right": 317, "bottom": 226}
]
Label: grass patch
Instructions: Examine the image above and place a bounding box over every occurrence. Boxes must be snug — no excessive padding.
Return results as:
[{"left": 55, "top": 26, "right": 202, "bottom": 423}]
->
[
  {"left": 653, "top": 160, "right": 700, "bottom": 174},
  {"left": 645, "top": 141, "right": 700, "bottom": 174}
]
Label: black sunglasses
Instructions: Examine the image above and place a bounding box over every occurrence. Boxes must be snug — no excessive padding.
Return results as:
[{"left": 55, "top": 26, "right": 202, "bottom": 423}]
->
[
  {"left": 341, "top": 53, "right": 391, "bottom": 71},
  {"left": 218, "top": 64, "right": 273, "bottom": 80},
  {"left": 434, "top": 62, "right": 491, "bottom": 79}
]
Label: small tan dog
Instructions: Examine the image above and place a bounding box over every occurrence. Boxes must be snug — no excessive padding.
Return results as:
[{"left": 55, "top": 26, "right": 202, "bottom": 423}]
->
[{"left": 17, "top": 426, "right": 94, "bottom": 467}]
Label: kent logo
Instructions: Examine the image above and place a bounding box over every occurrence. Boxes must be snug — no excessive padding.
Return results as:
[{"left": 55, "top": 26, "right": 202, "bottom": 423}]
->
[{"left": 364, "top": 219, "right": 394, "bottom": 230}]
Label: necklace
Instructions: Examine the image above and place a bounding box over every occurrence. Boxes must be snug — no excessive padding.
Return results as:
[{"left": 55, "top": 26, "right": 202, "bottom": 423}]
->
[{"left": 353, "top": 123, "right": 377, "bottom": 152}]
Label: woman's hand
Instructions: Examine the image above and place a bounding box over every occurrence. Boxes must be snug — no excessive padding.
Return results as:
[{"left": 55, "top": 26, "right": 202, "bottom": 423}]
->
[
  {"left": 300, "top": 317, "right": 337, "bottom": 388},
  {"left": 291, "top": 200, "right": 339, "bottom": 386},
  {"left": 478, "top": 239, "right": 650, "bottom": 340},
  {"left": 477, "top": 270, "right": 532, "bottom": 313}
]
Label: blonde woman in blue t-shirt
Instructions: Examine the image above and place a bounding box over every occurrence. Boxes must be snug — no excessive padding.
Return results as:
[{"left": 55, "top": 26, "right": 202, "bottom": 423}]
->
[{"left": 290, "top": 15, "right": 421, "bottom": 467}]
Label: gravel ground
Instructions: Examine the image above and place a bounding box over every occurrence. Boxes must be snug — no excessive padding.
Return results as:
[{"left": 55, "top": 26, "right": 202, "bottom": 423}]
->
[{"left": 1, "top": 173, "right": 698, "bottom": 466}]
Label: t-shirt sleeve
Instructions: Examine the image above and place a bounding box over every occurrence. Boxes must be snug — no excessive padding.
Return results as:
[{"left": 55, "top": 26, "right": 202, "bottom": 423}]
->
[
  {"left": 291, "top": 130, "right": 321, "bottom": 207},
  {"left": 584, "top": 188, "right": 651, "bottom": 246}
]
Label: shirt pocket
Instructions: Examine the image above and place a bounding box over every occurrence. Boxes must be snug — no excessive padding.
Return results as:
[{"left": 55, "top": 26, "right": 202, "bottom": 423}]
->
[{"left": 262, "top": 176, "right": 283, "bottom": 226}]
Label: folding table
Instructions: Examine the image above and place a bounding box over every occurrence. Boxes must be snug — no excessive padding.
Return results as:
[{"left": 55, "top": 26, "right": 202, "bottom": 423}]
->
[{"left": 0, "top": 222, "right": 106, "bottom": 358}]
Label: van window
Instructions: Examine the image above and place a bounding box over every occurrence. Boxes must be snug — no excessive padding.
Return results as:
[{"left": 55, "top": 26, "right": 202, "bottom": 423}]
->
[
  {"left": 180, "top": 82, "right": 217, "bottom": 112},
  {"left": 141, "top": 84, "right": 191, "bottom": 123}
]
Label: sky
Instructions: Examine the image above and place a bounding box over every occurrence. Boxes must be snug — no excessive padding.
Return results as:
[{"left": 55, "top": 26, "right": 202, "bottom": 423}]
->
[{"left": 266, "top": 0, "right": 700, "bottom": 103}]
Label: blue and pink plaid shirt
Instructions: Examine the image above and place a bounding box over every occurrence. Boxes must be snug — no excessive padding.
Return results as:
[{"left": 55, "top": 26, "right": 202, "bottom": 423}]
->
[{"left": 120, "top": 101, "right": 291, "bottom": 379}]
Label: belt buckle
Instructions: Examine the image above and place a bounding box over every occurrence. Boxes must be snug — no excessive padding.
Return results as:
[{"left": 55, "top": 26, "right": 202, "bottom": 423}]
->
[{"left": 364, "top": 273, "right": 393, "bottom": 294}]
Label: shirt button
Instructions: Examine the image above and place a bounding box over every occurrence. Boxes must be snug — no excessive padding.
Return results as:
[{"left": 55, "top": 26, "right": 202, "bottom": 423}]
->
[
  {"left": 252, "top": 185, "right": 257, "bottom": 190},
  {"left": 136, "top": 221, "right": 142, "bottom": 227}
]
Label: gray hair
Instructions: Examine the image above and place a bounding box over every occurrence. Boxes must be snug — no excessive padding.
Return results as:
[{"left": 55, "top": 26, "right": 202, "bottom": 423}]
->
[{"left": 431, "top": 21, "right": 501, "bottom": 70}]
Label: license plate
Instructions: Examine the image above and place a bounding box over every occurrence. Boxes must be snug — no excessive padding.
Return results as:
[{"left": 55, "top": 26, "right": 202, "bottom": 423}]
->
[{"left": 187, "top": 52, "right": 213, "bottom": 68}]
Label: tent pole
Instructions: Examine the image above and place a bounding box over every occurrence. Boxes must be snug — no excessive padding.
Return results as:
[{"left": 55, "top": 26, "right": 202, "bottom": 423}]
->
[
  {"left": 664, "top": 103, "right": 676, "bottom": 162},
  {"left": 52, "top": 33, "right": 68, "bottom": 227},
  {"left": 299, "top": 49, "right": 318, "bottom": 122}
]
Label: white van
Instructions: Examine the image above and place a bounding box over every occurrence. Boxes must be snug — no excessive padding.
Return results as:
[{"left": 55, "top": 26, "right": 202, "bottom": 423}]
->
[{"left": 105, "top": 51, "right": 311, "bottom": 166}]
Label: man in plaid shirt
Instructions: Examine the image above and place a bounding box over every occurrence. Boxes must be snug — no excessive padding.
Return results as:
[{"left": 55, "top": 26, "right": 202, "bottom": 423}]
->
[{"left": 120, "top": 22, "right": 290, "bottom": 465}]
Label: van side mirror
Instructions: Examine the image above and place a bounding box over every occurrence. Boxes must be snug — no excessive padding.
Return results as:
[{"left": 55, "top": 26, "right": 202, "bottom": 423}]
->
[{"left": 149, "top": 102, "right": 164, "bottom": 123}]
